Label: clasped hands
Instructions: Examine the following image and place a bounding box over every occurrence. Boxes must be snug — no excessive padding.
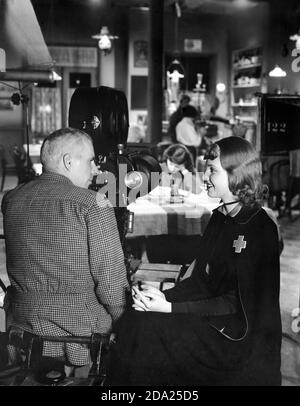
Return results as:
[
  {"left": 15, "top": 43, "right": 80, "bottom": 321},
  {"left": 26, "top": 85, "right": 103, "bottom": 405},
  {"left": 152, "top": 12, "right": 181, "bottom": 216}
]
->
[{"left": 131, "top": 284, "right": 171, "bottom": 313}]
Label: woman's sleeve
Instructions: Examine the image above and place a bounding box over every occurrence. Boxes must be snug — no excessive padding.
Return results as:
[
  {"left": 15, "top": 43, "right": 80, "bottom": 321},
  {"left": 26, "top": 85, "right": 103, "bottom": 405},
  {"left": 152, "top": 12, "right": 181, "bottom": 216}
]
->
[
  {"left": 163, "top": 264, "right": 212, "bottom": 303},
  {"left": 163, "top": 213, "right": 217, "bottom": 302},
  {"left": 171, "top": 289, "right": 238, "bottom": 316}
]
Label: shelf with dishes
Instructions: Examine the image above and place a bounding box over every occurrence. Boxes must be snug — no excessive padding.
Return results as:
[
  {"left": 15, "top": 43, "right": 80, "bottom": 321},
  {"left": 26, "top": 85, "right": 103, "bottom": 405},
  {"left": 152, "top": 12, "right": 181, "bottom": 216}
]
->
[
  {"left": 233, "top": 63, "right": 262, "bottom": 70},
  {"left": 232, "top": 47, "right": 262, "bottom": 69},
  {"left": 232, "top": 102, "right": 257, "bottom": 107},
  {"left": 233, "top": 72, "right": 261, "bottom": 87},
  {"left": 231, "top": 46, "right": 263, "bottom": 126},
  {"left": 234, "top": 115, "right": 257, "bottom": 123},
  {"left": 231, "top": 89, "right": 258, "bottom": 108},
  {"left": 232, "top": 83, "right": 261, "bottom": 88}
]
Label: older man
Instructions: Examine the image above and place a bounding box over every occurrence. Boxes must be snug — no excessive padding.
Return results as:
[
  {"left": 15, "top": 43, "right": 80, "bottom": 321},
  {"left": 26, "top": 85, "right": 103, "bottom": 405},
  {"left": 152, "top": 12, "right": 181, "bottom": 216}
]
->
[{"left": 2, "top": 127, "right": 129, "bottom": 376}]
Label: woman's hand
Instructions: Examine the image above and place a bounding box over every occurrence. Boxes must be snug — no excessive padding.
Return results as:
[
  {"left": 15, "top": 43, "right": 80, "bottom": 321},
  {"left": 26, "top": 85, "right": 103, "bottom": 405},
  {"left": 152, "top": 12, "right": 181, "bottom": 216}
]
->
[
  {"left": 140, "top": 284, "right": 165, "bottom": 299},
  {"left": 131, "top": 285, "right": 171, "bottom": 313},
  {"left": 132, "top": 286, "right": 148, "bottom": 311}
]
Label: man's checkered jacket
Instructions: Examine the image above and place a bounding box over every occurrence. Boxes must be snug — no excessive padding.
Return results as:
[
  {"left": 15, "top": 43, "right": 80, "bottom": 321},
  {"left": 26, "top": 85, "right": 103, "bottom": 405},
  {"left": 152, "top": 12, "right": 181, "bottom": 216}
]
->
[{"left": 1, "top": 172, "right": 129, "bottom": 365}]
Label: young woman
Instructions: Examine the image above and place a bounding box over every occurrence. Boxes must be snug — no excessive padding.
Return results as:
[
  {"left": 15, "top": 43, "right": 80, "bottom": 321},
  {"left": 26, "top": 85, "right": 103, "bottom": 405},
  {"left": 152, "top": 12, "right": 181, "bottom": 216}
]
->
[
  {"left": 107, "top": 136, "right": 282, "bottom": 386},
  {"left": 160, "top": 143, "right": 203, "bottom": 194}
]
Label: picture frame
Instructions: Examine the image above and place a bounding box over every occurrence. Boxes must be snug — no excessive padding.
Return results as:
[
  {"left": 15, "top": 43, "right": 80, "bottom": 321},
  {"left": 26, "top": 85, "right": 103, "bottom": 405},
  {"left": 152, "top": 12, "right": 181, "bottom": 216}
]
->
[
  {"left": 0, "top": 82, "right": 16, "bottom": 110},
  {"left": 0, "top": 98, "right": 13, "bottom": 110},
  {"left": 134, "top": 40, "right": 148, "bottom": 68},
  {"left": 184, "top": 39, "right": 202, "bottom": 53}
]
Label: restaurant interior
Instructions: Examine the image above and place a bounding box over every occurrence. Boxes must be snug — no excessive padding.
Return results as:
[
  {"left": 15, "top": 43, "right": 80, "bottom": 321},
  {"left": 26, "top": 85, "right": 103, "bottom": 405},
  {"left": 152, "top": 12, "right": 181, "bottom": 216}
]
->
[{"left": 0, "top": 0, "right": 300, "bottom": 386}]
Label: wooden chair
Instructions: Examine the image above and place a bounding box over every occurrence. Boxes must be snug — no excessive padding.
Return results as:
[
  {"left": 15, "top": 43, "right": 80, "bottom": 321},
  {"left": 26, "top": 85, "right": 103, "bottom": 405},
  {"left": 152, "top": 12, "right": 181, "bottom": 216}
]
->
[
  {"left": 0, "top": 326, "right": 110, "bottom": 386},
  {"left": 268, "top": 159, "right": 290, "bottom": 218},
  {"left": 131, "top": 262, "right": 183, "bottom": 291},
  {"left": 9, "top": 145, "right": 36, "bottom": 185},
  {"left": 0, "top": 277, "right": 110, "bottom": 386}
]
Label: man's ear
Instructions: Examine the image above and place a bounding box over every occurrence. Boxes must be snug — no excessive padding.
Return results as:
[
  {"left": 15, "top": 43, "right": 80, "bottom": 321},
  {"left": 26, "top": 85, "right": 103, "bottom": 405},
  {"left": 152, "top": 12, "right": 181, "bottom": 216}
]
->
[{"left": 63, "top": 153, "right": 72, "bottom": 170}]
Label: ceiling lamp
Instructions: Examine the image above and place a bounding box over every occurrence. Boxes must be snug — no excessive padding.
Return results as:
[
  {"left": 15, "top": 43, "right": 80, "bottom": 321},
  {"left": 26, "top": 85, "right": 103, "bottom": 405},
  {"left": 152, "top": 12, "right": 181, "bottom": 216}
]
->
[
  {"left": 92, "top": 26, "right": 119, "bottom": 55},
  {"left": 269, "top": 65, "right": 287, "bottom": 77},
  {"left": 166, "top": 0, "right": 184, "bottom": 84}
]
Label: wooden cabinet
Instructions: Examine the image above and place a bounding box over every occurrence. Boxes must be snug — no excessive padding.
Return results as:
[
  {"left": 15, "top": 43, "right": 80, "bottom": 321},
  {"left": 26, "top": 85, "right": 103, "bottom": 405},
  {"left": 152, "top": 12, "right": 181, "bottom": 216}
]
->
[{"left": 231, "top": 46, "right": 264, "bottom": 124}]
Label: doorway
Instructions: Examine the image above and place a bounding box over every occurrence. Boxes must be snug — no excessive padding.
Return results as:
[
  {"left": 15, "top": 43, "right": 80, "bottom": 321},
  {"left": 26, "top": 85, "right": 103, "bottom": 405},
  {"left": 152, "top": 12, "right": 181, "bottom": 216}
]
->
[{"left": 165, "top": 54, "right": 216, "bottom": 94}]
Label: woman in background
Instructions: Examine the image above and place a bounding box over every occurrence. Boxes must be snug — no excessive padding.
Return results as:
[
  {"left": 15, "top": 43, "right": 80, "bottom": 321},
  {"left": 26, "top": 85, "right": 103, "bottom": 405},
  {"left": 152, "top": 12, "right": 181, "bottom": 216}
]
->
[
  {"left": 160, "top": 143, "right": 203, "bottom": 194},
  {"left": 107, "top": 136, "right": 282, "bottom": 386}
]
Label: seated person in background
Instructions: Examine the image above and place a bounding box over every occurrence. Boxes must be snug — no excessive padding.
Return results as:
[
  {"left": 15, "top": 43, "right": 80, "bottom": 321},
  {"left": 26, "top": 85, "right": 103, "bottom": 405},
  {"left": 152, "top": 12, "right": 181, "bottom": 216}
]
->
[
  {"left": 167, "top": 95, "right": 191, "bottom": 143},
  {"left": 160, "top": 143, "right": 203, "bottom": 194},
  {"left": 107, "top": 136, "right": 282, "bottom": 386},
  {"left": 176, "top": 105, "right": 202, "bottom": 150},
  {"left": 2, "top": 127, "right": 129, "bottom": 377},
  {"left": 127, "top": 116, "right": 146, "bottom": 143}
]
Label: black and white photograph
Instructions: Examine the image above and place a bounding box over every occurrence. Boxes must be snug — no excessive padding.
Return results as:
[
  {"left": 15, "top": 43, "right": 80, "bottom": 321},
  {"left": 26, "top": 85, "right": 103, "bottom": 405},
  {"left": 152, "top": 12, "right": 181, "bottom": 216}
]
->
[{"left": 0, "top": 0, "right": 299, "bottom": 395}]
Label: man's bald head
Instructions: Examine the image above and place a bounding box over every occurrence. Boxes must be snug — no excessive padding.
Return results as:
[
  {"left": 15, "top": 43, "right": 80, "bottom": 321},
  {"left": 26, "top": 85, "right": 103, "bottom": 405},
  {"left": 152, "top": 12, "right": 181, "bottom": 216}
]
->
[
  {"left": 41, "top": 128, "right": 92, "bottom": 172},
  {"left": 41, "top": 128, "right": 98, "bottom": 188}
]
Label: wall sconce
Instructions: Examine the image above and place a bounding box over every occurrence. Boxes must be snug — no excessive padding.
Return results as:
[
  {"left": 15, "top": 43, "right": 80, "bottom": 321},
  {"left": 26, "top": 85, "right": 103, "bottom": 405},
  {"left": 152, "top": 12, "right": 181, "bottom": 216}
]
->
[
  {"left": 216, "top": 82, "right": 226, "bottom": 104},
  {"left": 92, "top": 26, "right": 119, "bottom": 55},
  {"left": 216, "top": 82, "right": 226, "bottom": 92}
]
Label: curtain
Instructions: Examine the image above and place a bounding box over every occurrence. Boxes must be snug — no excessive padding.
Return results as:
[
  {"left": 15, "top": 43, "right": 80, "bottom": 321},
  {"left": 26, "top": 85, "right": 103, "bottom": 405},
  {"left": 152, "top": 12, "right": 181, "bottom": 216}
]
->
[{"left": 30, "top": 87, "right": 61, "bottom": 140}]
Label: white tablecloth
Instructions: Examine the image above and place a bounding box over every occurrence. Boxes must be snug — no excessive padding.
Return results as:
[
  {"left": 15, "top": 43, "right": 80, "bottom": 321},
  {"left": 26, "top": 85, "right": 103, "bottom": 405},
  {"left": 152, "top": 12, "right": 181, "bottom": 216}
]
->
[{"left": 127, "top": 187, "right": 220, "bottom": 238}]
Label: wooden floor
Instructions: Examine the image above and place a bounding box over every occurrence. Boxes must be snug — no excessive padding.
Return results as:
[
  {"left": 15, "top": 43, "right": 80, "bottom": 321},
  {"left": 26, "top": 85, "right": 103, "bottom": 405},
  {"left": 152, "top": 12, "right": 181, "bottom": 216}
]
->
[
  {"left": 278, "top": 212, "right": 300, "bottom": 386},
  {"left": 0, "top": 175, "right": 299, "bottom": 386}
]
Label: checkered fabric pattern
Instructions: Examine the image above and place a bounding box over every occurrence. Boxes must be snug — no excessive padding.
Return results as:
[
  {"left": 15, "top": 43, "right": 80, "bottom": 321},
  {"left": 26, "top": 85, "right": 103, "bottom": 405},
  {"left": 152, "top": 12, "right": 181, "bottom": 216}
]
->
[{"left": 2, "top": 172, "right": 129, "bottom": 366}]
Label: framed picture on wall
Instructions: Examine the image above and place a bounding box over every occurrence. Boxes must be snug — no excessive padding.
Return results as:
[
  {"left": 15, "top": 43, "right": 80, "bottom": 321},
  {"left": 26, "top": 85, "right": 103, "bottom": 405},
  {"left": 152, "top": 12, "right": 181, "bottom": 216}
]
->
[
  {"left": 134, "top": 40, "right": 148, "bottom": 67},
  {"left": 0, "top": 82, "right": 15, "bottom": 110}
]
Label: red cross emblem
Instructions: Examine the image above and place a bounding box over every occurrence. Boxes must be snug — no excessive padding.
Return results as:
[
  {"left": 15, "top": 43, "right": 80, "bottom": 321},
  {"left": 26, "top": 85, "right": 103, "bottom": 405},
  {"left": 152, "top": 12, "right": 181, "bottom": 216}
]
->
[{"left": 233, "top": 235, "right": 247, "bottom": 253}]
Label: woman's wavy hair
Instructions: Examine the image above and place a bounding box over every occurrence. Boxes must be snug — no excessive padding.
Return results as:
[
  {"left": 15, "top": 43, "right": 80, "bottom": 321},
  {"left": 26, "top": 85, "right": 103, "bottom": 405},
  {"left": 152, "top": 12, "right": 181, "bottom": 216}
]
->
[
  {"left": 162, "top": 143, "right": 195, "bottom": 173},
  {"left": 204, "top": 136, "right": 268, "bottom": 207}
]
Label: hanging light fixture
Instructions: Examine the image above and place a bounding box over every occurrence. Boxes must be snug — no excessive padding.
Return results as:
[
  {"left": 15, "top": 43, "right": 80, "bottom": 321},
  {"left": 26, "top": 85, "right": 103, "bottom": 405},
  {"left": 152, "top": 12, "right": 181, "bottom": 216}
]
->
[
  {"left": 269, "top": 65, "right": 287, "bottom": 77},
  {"left": 166, "top": 59, "right": 185, "bottom": 83},
  {"left": 92, "top": 26, "right": 119, "bottom": 55},
  {"left": 167, "top": 0, "right": 184, "bottom": 82}
]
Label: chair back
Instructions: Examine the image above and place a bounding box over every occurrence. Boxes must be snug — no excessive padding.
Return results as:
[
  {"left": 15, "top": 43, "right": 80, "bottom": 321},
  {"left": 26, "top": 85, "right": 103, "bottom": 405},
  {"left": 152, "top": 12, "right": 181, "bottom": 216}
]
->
[
  {"left": 9, "top": 145, "right": 36, "bottom": 184},
  {"left": 0, "top": 326, "right": 110, "bottom": 386}
]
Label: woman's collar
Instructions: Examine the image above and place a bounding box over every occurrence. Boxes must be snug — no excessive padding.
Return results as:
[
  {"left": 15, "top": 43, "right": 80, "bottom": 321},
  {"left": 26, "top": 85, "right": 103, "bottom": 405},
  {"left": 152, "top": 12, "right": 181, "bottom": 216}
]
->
[
  {"left": 214, "top": 203, "right": 262, "bottom": 223},
  {"left": 217, "top": 202, "right": 242, "bottom": 217}
]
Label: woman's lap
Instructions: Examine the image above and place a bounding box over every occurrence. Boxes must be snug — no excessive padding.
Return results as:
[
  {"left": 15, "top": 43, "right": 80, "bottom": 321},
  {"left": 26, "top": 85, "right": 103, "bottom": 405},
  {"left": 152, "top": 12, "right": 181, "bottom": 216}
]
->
[{"left": 107, "top": 310, "right": 269, "bottom": 386}]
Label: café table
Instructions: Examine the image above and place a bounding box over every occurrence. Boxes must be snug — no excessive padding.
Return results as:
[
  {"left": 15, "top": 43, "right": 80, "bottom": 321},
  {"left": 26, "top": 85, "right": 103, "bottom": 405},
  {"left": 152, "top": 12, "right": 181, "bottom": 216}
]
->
[
  {"left": 126, "top": 186, "right": 220, "bottom": 264},
  {"left": 126, "top": 186, "right": 220, "bottom": 238}
]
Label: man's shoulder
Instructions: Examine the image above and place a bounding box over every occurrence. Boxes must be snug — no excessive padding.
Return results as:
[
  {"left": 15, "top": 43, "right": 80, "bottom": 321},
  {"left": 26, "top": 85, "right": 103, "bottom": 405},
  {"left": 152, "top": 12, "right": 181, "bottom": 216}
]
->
[
  {"left": 3, "top": 179, "right": 112, "bottom": 210},
  {"left": 61, "top": 185, "right": 113, "bottom": 210}
]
